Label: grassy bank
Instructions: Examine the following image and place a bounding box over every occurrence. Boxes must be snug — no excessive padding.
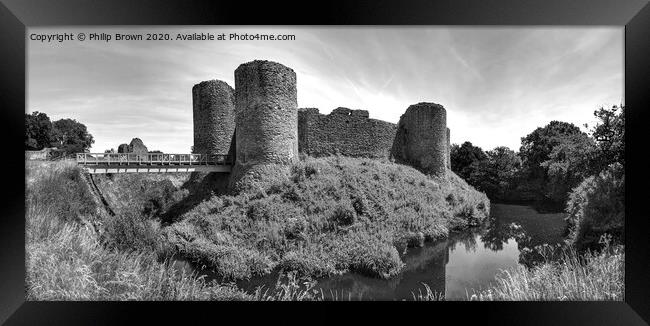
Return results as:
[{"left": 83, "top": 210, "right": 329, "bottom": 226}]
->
[
  {"left": 26, "top": 160, "right": 251, "bottom": 300},
  {"left": 469, "top": 239, "right": 624, "bottom": 301},
  {"left": 162, "top": 156, "right": 490, "bottom": 281},
  {"left": 26, "top": 156, "right": 489, "bottom": 300}
]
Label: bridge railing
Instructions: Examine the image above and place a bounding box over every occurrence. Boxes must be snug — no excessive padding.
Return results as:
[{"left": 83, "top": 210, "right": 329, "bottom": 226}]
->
[{"left": 76, "top": 153, "right": 233, "bottom": 166}]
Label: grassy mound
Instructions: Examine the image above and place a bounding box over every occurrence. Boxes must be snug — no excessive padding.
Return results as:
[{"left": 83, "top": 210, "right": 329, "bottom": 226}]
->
[{"left": 162, "top": 156, "right": 489, "bottom": 280}]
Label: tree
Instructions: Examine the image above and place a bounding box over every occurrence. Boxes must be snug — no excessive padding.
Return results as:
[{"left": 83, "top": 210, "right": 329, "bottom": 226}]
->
[
  {"left": 52, "top": 118, "right": 94, "bottom": 154},
  {"left": 519, "top": 121, "right": 595, "bottom": 208},
  {"left": 482, "top": 147, "right": 522, "bottom": 200},
  {"left": 25, "top": 111, "right": 55, "bottom": 150},
  {"left": 590, "top": 105, "right": 624, "bottom": 168},
  {"left": 450, "top": 141, "right": 488, "bottom": 181},
  {"left": 541, "top": 133, "right": 599, "bottom": 205}
]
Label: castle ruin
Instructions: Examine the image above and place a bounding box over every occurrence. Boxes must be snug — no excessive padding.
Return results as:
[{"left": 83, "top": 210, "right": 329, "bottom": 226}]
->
[
  {"left": 192, "top": 59, "right": 451, "bottom": 184},
  {"left": 234, "top": 60, "right": 299, "bottom": 166},
  {"left": 298, "top": 107, "right": 397, "bottom": 158},
  {"left": 192, "top": 80, "right": 236, "bottom": 156},
  {"left": 391, "top": 103, "right": 448, "bottom": 178}
]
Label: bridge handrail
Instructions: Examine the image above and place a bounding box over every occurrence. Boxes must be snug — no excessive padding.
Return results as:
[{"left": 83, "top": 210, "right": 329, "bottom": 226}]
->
[{"left": 76, "top": 153, "right": 233, "bottom": 165}]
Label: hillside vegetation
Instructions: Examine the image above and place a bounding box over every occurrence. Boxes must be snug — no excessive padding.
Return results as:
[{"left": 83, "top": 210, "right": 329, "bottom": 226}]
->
[
  {"left": 26, "top": 160, "right": 249, "bottom": 300},
  {"left": 161, "top": 156, "right": 489, "bottom": 280},
  {"left": 26, "top": 156, "right": 488, "bottom": 299}
]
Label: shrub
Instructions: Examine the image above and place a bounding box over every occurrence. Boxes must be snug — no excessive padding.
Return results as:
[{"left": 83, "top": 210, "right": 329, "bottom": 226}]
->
[
  {"left": 565, "top": 163, "right": 624, "bottom": 251},
  {"left": 330, "top": 202, "right": 357, "bottom": 227},
  {"left": 101, "top": 211, "right": 161, "bottom": 253}
]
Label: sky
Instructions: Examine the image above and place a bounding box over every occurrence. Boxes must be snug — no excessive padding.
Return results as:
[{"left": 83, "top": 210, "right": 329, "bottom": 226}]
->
[{"left": 27, "top": 26, "right": 623, "bottom": 153}]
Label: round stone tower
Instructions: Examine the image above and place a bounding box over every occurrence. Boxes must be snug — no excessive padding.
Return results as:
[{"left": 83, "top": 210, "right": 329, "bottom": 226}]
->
[
  {"left": 446, "top": 127, "right": 451, "bottom": 169},
  {"left": 234, "top": 60, "right": 298, "bottom": 166},
  {"left": 392, "top": 102, "right": 447, "bottom": 178},
  {"left": 192, "top": 80, "right": 235, "bottom": 155}
]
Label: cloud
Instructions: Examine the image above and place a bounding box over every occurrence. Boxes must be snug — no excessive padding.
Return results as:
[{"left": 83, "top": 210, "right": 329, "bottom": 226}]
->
[{"left": 28, "top": 26, "right": 622, "bottom": 153}]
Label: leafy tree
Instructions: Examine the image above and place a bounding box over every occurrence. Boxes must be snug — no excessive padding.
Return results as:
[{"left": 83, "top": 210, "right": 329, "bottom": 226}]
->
[
  {"left": 25, "top": 111, "right": 55, "bottom": 150},
  {"left": 52, "top": 118, "right": 94, "bottom": 154},
  {"left": 541, "top": 133, "right": 599, "bottom": 205},
  {"left": 519, "top": 121, "right": 591, "bottom": 207},
  {"left": 450, "top": 141, "right": 488, "bottom": 181},
  {"left": 590, "top": 105, "right": 624, "bottom": 168},
  {"left": 481, "top": 147, "right": 522, "bottom": 200}
]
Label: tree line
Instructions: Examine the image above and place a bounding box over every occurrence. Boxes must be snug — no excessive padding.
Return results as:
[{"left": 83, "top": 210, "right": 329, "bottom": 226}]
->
[
  {"left": 450, "top": 105, "right": 624, "bottom": 249},
  {"left": 25, "top": 111, "right": 94, "bottom": 155}
]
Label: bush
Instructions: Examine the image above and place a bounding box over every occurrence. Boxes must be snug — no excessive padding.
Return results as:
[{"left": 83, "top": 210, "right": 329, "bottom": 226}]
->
[
  {"left": 565, "top": 163, "right": 624, "bottom": 251},
  {"left": 101, "top": 211, "right": 161, "bottom": 253}
]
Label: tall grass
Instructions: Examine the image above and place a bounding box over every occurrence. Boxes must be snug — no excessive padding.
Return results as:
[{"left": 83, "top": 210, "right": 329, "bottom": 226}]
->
[
  {"left": 25, "top": 161, "right": 251, "bottom": 300},
  {"left": 26, "top": 158, "right": 490, "bottom": 300},
  {"left": 411, "top": 283, "right": 445, "bottom": 301},
  {"left": 469, "top": 236, "right": 623, "bottom": 301}
]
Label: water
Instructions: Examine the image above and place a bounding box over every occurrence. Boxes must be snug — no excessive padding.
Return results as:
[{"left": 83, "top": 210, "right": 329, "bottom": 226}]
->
[{"left": 175, "top": 204, "right": 567, "bottom": 300}]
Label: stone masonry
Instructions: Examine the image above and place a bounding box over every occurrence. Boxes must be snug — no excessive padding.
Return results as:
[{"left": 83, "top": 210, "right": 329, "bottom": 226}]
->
[
  {"left": 190, "top": 60, "right": 452, "bottom": 185},
  {"left": 192, "top": 80, "right": 236, "bottom": 155},
  {"left": 391, "top": 102, "right": 447, "bottom": 178},
  {"left": 234, "top": 60, "right": 298, "bottom": 166},
  {"left": 298, "top": 107, "right": 397, "bottom": 158},
  {"left": 446, "top": 127, "right": 451, "bottom": 169}
]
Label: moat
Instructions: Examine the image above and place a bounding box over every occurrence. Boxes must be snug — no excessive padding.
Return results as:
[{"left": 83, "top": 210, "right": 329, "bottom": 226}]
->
[{"left": 175, "top": 203, "right": 567, "bottom": 300}]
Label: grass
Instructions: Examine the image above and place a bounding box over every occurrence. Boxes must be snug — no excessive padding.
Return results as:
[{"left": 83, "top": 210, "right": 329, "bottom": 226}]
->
[
  {"left": 468, "top": 236, "right": 624, "bottom": 301},
  {"left": 162, "top": 155, "right": 490, "bottom": 281},
  {"left": 25, "top": 160, "right": 252, "bottom": 300},
  {"left": 27, "top": 158, "right": 622, "bottom": 302},
  {"left": 25, "top": 157, "right": 490, "bottom": 300}
]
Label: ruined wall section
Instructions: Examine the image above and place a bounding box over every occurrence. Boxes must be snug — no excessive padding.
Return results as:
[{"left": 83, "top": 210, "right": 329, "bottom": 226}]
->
[
  {"left": 192, "top": 80, "right": 235, "bottom": 156},
  {"left": 298, "top": 107, "right": 397, "bottom": 159},
  {"left": 392, "top": 102, "right": 447, "bottom": 178}
]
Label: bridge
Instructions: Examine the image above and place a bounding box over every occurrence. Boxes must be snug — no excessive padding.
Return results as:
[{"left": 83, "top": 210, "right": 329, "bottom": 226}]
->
[{"left": 76, "top": 153, "right": 233, "bottom": 174}]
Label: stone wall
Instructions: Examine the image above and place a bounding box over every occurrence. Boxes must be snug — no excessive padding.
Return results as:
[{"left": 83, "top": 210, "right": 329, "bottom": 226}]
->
[
  {"left": 129, "top": 138, "right": 148, "bottom": 155},
  {"left": 391, "top": 102, "right": 447, "bottom": 178},
  {"left": 298, "top": 107, "right": 397, "bottom": 159},
  {"left": 117, "top": 143, "right": 129, "bottom": 153},
  {"left": 446, "top": 127, "right": 451, "bottom": 169},
  {"left": 234, "top": 60, "right": 298, "bottom": 166},
  {"left": 192, "top": 80, "right": 236, "bottom": 155}
]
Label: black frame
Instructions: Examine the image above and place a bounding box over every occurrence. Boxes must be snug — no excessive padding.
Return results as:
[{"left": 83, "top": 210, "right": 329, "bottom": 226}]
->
[{"left": 2, "top": 0, "right": 649, "bottom": 324}]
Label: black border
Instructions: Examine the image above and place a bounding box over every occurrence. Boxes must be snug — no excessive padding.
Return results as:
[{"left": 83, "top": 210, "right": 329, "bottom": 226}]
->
[{"left": 1, "top": 0, "right": 649, "bottom": 325}]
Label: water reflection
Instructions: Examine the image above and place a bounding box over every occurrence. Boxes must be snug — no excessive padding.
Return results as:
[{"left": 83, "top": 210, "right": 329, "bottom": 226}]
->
[
  {"left": 304, "top": 204, "right": 567, "bottom": 300},
  {"left": 178, "top": 204, "right": 567, "bottom": 300}
]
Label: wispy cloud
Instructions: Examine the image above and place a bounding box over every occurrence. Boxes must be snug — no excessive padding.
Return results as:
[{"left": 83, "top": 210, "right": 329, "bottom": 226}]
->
[{"left": 28, "top": 27, "right": 622, "bottom": 153}]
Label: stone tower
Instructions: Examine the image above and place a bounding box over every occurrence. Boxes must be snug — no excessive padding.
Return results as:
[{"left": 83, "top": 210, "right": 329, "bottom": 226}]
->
[
  {"left": 192, "top": 80, "right": 236, "bottom": 155},
  {"left": 446, "top": 127, "right": 451, "bottom": 169},
  {"left": 392, "top": 102, "right": 447, "bottom": 178},
  {"left": 234, "top": 60, "right": 298, "bottom": 166}
]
